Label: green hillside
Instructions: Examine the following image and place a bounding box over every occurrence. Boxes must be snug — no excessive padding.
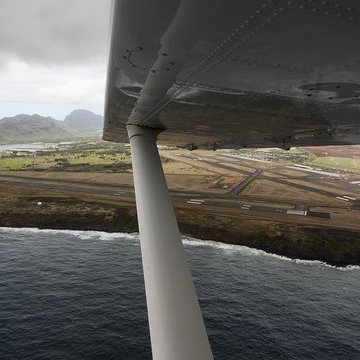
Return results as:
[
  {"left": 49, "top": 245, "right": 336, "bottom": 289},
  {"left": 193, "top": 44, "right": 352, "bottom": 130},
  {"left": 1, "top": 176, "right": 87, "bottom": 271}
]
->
[
  {"left": 0, "top": 110, "right": 104, "bottom": 144},
  {"left": 0, "top": 114, "right": 75, "bottom": 144}
]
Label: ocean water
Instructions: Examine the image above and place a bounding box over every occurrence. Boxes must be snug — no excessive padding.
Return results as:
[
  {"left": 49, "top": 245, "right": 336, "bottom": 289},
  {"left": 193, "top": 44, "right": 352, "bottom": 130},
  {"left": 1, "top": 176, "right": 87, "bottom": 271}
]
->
[
  {"left": 0, "top": 143, "right": 51, "bottom": 152},
  {"left": 0, "top": 227, "right": 359, "bottom": 360}
]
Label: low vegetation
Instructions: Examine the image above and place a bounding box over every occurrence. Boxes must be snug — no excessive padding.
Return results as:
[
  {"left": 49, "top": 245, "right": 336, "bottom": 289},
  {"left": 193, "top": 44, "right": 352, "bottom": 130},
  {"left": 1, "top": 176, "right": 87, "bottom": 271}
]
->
[
  {"left": 2, "top": 142, "right": 360, "bottom": 174},
  {"left": 310, "top": 156, "right": 360, "bottom": 173},
  {"left": 0, "top": 142, "right": 132, "bottom": 172},
  {"left": 232, "top": 146, "right": 360, "bottom": 173}
]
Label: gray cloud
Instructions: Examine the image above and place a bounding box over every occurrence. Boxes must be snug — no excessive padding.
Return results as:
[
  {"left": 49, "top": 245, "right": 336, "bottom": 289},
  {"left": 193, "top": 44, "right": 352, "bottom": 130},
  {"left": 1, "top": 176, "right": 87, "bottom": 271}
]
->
[{"left": 0, "top": 0, "right": 112, "bottom": 66}]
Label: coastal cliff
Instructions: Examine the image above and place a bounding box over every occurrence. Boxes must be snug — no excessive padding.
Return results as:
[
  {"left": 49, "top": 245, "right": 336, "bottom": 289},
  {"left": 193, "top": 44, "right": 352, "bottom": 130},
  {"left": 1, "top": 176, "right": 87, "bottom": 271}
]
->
[{"left": 1, "top": 196, "right": 359, "bottom": 267}]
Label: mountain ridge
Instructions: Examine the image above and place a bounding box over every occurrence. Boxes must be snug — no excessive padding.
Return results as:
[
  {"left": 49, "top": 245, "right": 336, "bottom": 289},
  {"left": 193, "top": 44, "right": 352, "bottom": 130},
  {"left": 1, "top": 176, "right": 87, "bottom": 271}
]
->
[{"left": 0, "top": 110, "right": 104, "bottom": 144}]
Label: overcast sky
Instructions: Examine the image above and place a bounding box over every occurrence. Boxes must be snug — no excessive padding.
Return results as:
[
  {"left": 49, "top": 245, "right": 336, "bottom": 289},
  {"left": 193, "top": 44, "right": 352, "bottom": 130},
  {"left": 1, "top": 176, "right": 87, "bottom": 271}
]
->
[{"left": 0, "top": 0, "right": 112, "bottom": 119}]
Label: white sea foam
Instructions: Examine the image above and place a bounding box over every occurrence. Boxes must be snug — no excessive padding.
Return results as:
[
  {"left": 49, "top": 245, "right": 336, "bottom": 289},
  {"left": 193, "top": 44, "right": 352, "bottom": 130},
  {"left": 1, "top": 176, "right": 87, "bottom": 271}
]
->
[
  {"left": 183, "top": 236, "right": 360, "bottom": 271},
  {"left": 0, "top": 227, "right": 139, "bottom": 242},
  {"left": 1, "top": 227, "right": 359, "bottom": 271}
]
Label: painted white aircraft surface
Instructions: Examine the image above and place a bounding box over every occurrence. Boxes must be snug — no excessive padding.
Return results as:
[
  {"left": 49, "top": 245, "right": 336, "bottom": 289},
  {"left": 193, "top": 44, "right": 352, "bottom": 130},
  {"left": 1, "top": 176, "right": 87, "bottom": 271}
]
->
[{"left": 103, "top": 1, "right": 360, "bottom": 359}]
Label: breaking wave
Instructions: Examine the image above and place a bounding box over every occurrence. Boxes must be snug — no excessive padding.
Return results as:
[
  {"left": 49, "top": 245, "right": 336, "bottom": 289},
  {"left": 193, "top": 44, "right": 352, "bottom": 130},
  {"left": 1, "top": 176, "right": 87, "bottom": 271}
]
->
[
  {"left": 0, "top": 227, "right": 138, "bottom": 241},
  {"left": 1, "top": 227, "right": 359, "bottom": 271},
  {"left": 183, "top": 236, "right": 360, "bottom": 271}
]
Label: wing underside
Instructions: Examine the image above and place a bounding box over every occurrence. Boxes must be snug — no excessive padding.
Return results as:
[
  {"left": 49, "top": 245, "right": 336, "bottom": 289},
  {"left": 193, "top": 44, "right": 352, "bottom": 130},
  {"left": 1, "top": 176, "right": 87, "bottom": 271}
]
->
[{"left": 104, "top": 0, "right": 360, "bottom": 149}]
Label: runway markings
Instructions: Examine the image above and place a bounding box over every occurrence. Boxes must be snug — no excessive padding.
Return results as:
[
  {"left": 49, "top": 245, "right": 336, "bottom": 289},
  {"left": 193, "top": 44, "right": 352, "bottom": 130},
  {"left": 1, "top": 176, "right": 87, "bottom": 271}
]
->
[
  {"left": 336, "top": 196, "right": 350, "bottom": 202},
  {"left": 187, "top": 199, "right": 205, "bottom": 205},
  {"left": 343, "top": 195, "right": 357, "bottom": 201},
  {"left": 288, "top": 165, "right": 342, "bottom": 178}
]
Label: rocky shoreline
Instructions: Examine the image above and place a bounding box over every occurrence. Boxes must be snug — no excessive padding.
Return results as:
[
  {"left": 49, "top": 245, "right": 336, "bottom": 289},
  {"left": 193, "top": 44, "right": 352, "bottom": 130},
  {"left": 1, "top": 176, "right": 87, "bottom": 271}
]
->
[{"left": 1, "top": 196, "right": 360, "bottom": 267}]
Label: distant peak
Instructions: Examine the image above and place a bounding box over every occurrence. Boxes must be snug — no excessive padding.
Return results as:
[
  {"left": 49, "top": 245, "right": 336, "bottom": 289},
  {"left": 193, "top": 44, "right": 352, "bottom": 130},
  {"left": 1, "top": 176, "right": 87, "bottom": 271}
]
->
[
  {"left": 67, "top": 109, "right": 101, "bottom": 116},
  {"left": 64, "top": 109, "right": 103, "bottom": 132}
]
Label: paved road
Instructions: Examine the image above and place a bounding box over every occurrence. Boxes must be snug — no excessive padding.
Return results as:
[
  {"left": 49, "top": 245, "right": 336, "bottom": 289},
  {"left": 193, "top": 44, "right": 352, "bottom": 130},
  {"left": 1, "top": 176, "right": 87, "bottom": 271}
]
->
[
  {"left": 230, "top": 169, "right": 262, "bottom": 196},
  {"left": 177, "top": 154, "right": 359, "bottom": 203}
]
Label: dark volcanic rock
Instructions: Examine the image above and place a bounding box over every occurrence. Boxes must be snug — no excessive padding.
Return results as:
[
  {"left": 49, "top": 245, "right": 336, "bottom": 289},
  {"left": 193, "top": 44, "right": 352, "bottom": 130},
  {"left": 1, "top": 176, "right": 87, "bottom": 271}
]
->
[{"left": 0, "top": 196, "right": 359, "bottom": 267}]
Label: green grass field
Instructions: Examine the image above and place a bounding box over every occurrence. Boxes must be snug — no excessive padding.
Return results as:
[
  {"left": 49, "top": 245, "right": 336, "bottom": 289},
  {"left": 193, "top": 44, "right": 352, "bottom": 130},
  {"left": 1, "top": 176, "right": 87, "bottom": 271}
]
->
[
  {"left": 0, "top": 145, "right": 132, "bottom": 171},
  {"left": 310, "top": 156, "right": 360, "bottom": 172},
  {"left": 0, "top": 156, "right": 34, "bottom": 170}
]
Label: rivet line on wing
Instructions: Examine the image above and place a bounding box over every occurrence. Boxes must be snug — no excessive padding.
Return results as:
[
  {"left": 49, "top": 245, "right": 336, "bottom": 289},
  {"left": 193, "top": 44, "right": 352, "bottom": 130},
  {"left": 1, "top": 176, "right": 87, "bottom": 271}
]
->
[{"left": 137, "top": 0, "right": 360, "bottom": 128}]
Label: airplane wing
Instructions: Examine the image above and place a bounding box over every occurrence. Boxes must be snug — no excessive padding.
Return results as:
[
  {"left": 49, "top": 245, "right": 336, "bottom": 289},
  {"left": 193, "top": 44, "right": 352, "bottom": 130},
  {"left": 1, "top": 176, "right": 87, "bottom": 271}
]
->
[
  {"left": 102, "top": 2, "right": 360, "bottom": 358},
  {"left": 104, "top": 0, "right": 360, "bottom": 150}
]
